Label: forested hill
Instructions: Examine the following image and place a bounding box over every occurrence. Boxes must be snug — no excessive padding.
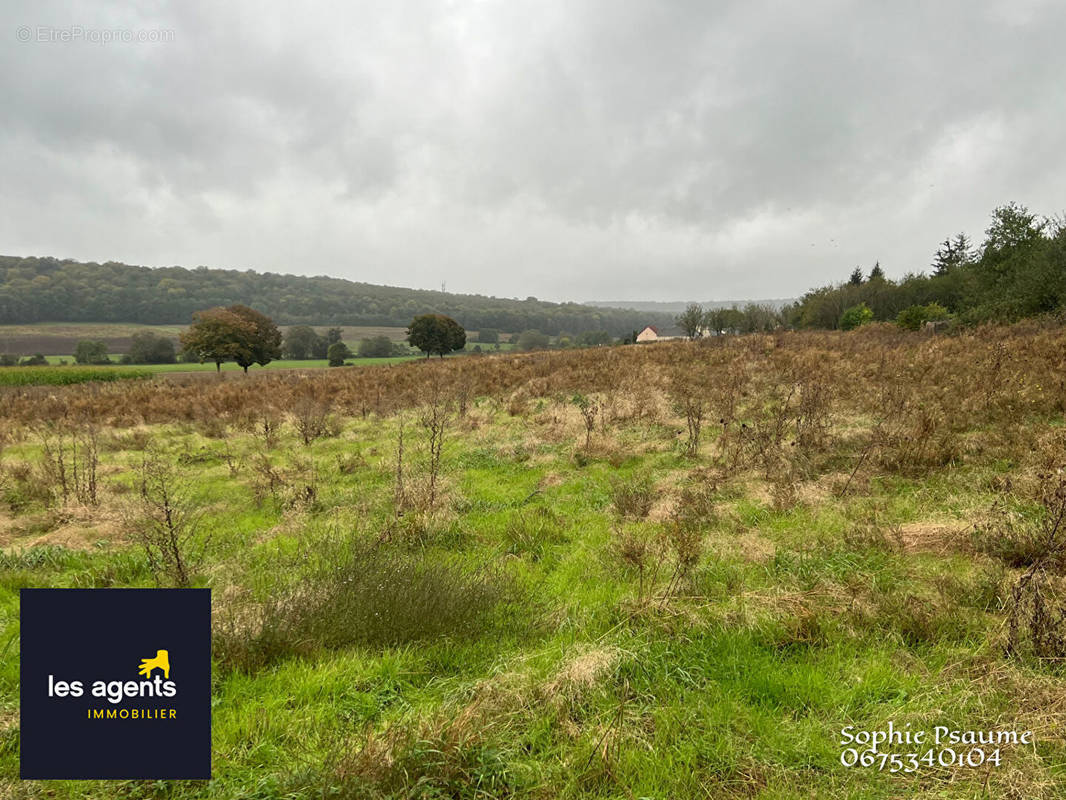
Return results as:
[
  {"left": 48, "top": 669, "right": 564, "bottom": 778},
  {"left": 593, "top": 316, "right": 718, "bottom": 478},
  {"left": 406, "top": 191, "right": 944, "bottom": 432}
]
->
[{"left": 0, "top": 256, "right": 673, "bottom": 336}]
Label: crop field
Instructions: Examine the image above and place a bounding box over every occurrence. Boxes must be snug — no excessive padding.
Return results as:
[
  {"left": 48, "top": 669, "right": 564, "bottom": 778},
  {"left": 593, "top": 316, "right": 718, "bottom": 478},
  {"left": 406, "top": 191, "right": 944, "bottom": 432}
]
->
[
  {"left": 0, "top": 366, "right": 154, "bottom": 386},
  {"left": 1, "top": 323, "right": 1065, "bottom": 798},
  {"left": 0, "top": 324, "right": 188, "bottom": 358}
]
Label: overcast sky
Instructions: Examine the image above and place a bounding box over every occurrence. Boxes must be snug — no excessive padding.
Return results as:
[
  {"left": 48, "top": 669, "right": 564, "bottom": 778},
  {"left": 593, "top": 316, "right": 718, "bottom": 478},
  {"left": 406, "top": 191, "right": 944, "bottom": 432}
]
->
[{"left": 2, "top": 1, "right": 1064, "bottom": 303}]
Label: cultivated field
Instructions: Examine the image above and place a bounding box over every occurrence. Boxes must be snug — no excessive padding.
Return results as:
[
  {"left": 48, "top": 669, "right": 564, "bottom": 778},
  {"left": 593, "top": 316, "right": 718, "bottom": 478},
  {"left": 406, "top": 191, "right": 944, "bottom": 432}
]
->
[
  {"left": 0, "top": 366, "right": 153, "bottom": 387},
  {"left": 1, "top": 324, "right": 1065, "bottom": 798}
]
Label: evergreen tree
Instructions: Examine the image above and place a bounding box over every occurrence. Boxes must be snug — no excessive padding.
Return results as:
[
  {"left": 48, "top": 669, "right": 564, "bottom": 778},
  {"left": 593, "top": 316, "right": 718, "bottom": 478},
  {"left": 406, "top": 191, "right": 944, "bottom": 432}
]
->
[{"left": 932, "top": 233, "right": 974, "bottom": 276}]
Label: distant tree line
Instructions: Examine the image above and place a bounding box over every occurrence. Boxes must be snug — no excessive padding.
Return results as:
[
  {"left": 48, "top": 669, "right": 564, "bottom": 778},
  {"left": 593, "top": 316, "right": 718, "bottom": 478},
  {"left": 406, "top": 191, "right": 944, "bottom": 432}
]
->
[
  {"left": 0, "top": 256, "right": 673, "bottom": 336},
  {"left": 281, "top": 326, "right": 344, "bottom": 359},
  {"left": 509, "top": 328, "right": 631, "bottom": 351},
  {"left": 57, "top": 332, "right": 178, "bottom": 365},
  {"left": 0, "top": 308, "right": 628, "bottom": 368},
  {"left": 785, "top": 203, "right": 1066, "bottom": 329},
  {"left": 0, "top": 353, "right": 47, "bottom": 367},
  {"left": 674, "top": 302, "right": 785, "bottom": 337},
  {"left": 357, "top": 335, "right": 410, "bottom": 358}
]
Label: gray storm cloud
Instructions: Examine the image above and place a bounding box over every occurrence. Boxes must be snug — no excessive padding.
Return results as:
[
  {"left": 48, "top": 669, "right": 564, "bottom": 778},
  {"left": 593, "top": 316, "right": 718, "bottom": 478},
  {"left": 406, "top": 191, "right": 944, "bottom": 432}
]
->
[{"left": 1, "top": 0, "right": 1063, "bottom": 302}]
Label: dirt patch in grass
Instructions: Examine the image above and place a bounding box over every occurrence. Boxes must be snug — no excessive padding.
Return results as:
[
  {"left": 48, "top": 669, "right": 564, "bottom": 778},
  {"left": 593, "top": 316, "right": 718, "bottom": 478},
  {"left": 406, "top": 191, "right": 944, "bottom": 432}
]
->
[
  {"left": 0, "top": 505, "right": 126, "bottom": 550},
  {"left": 743, "top": 480, "right": 775, "bottom": 508},
  {"left": 0, "top": 514, "right": 25, "bottom": 548},
  {"left": 255, "top": 509, "right": 308, "bottom": 543},
  {"left": 646, "top": 495, "right": 676, "bottom": 523},
  {"left": 25, "top": 520, "right": 124, "bottom": 550},
  {"left": 735, "top": 532, "right": 777, "bottom": 563},
  {"left": 541, "top": 645, "right": 620, "bottom": 709},
  {"left": 538, "top": 471, "right": 565, "bottom": 489},
  {"left": 0, "top": 708, "right": 16, "bottom": 732},
  {"left": 951, "top": 657, "right": 1066, "bottom": 739},
  {"left": 898, "top": 521, "right": 970, "bottom": 554},
  {"left": 797, "top": 477, "right": 834, "bottom": 506}
]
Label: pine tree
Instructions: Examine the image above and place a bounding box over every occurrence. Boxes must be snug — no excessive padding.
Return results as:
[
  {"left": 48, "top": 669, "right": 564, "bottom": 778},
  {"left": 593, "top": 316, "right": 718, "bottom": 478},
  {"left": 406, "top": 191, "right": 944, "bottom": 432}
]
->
[{"left": 932, "top": 233, "right": 973, "bottom": 276}]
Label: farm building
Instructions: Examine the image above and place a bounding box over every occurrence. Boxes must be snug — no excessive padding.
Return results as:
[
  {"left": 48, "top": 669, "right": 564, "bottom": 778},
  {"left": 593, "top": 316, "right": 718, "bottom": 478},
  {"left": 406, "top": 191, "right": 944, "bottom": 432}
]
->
[{"left": 636, "top": 324, "right": 696, "bottom": 342}]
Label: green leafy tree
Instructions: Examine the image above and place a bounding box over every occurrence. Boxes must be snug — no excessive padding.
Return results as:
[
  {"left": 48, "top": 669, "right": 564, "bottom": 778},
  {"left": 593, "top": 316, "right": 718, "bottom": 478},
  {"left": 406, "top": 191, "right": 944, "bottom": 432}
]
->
[
  {"left": 840, "top": 303, "right": 874, "bottom": 331},
  {"left": 73, "top": 340, "right": 110, "bottom": 364},
  {"left": 227, "top": 305, "right": 282, "bottom": 372},
  {"left": 982, "top": 202, "right": 1046, "bottom": 258},
  {"left": 327, "top": 341, "right": 352, "bottom": 366},
  {"left": 576, "top": 330, "right": 612, "bottom": 347},
  {"left": 676, "top": 303, "right": 706, "bottom": 339},
  {"left": 357, "top": 335, "right": 394, "bottom": 358},
  {"left": 704, "top": 308, "right": 726, "bottom": 335},
  {"left": 179, "top": 307, "right": 257, "bottom": 372},
  {"left": 515, "top": 329, "right": 550, "bottom": 351},
  {"left": 970, "top": 203, "right": 1052, "bottom": 319},
  {"left": 737, "top": 303, "right": 783, "bottom": 332},
  {"left": 283, "top": 325, "right": 324, "bottom": 360},
  {"left": 719, "top": 307, "right": 746, "bottom": 334},
  {"left": 406, "top": 314, "right": 467, "bottom": 358},
  {"left": 127, "top": 331, "right": 176, "bottom": 364},
  {"left": 476, "top": 328, "right": 500, "bottom": 344}
]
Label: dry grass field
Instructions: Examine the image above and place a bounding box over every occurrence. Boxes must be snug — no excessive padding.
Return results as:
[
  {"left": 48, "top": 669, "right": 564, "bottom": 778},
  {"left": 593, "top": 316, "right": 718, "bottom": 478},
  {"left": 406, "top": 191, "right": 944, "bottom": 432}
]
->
[{"left": 1, "top": 322, "right": 1065, "bottom": 798}]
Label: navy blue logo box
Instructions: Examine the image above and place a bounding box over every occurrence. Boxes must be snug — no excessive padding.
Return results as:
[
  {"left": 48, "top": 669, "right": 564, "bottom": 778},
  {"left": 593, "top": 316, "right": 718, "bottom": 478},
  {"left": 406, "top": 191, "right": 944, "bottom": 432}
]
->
[{"left": 20, "top": 588, "right": 211, "bottom": 780}]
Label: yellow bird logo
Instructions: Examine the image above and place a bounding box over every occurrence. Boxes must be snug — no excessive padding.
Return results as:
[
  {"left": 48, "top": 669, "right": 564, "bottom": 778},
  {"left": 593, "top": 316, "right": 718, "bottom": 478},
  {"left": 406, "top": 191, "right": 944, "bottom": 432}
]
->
[{"left": 138, "top": 649, "right": 170, "bottom": 679}]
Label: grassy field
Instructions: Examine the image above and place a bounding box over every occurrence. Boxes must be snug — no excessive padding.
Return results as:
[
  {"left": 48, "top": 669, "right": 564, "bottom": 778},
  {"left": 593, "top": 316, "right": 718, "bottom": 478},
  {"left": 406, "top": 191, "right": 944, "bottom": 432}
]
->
[
  {"left": 35, "top": 351, "right": 505, "bottom": 373},
  {"left": 0, "top": 358, "right": 420, "bottom": 383},
  {"left": 0, "top": 323, "right": 509, "bottom": 356},
  {"left": 41, "top": 356, "right": 420, "bottom": 372},
  {"left": 1, "top": 325, "right": 1065, "bottom": 798}
]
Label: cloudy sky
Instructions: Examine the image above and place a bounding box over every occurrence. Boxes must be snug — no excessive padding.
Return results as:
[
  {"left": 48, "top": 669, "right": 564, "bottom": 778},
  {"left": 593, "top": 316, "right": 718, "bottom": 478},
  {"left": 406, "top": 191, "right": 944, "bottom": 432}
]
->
[{"left": 2, "top": 1, "right": 1063, "bottom": 303}]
